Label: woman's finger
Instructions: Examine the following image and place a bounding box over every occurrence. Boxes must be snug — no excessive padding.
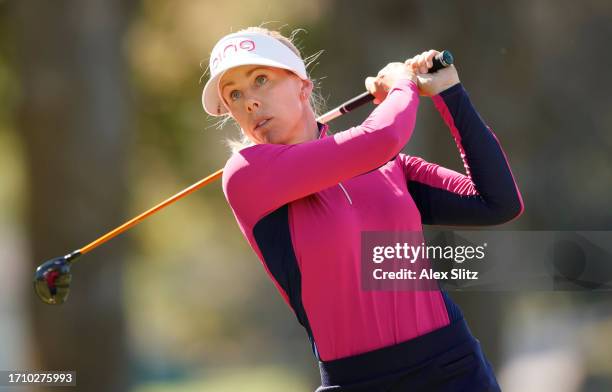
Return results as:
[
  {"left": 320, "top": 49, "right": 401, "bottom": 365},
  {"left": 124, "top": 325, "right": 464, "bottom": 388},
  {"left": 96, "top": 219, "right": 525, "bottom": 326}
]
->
[
  {"left": 407, "top": 55, "right": 420, "bottom": 70},
  {"left": 425, "top": 50, "right": 438, "bottom": 68},
  {"left": 422, "top": 52, "right": 432, "bottom": 73},
  {"left": 418, "top": 53, "right": 428, "bottom": 74}
]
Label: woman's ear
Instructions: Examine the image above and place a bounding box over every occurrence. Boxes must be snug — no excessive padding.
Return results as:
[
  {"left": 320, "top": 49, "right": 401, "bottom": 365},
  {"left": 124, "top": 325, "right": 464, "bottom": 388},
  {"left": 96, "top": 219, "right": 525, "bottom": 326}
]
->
[{"left": 300, "top": 79, "right": 314, "bottom": 101}]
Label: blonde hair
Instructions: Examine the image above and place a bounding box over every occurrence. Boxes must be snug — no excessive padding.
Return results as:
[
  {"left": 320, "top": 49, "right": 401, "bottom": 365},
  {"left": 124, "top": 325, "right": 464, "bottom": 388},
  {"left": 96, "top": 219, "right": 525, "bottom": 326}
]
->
[{"left": 209, "top": 26, "right": 325, "bottom": 153}]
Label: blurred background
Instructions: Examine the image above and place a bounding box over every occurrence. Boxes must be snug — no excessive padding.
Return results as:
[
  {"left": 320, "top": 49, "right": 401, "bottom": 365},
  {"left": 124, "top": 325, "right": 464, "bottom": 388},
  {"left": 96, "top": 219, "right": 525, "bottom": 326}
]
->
[{"left": 1, "top": 0, "right": 611, "bottom": 391}]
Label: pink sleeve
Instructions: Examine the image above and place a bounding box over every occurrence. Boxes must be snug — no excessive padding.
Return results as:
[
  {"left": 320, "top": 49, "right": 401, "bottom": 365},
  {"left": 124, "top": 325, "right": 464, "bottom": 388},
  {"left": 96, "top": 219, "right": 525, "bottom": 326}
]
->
[
  {"left": 223, "top": 79, "right": 420, "bottom": 224},
  {"left": 399, "top": 155, "right": 477, "bottom": 196}
]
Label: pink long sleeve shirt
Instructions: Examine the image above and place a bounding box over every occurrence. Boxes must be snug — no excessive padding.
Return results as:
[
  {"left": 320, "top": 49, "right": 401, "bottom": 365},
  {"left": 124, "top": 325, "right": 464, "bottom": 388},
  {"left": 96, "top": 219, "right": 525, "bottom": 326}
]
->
[{"left": 222, "top": 80, "right": 523, "bottom": 361}]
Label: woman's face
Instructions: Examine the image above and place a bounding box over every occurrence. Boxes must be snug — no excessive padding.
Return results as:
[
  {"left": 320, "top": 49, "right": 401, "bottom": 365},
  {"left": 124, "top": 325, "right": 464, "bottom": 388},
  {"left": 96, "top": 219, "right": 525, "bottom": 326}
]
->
[{"left": 219, "top": 65, "right": 313, "bottom": 145}]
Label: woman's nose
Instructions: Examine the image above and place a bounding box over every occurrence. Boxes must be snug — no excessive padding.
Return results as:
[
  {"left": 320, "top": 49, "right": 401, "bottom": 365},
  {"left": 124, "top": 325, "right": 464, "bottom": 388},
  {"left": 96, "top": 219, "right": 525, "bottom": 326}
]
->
[{"left": 246, "top": 98, "right": 260, "bottom": 113}]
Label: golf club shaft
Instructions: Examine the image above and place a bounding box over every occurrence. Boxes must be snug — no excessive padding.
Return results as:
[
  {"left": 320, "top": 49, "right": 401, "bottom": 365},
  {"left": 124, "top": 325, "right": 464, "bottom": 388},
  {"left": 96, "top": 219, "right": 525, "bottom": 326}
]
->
[
  {"left": 79, "top": 50, "right": 454, "bottom": 256},
  {"left": 80, "top": 168, "right": 223, "bottom": 254}
]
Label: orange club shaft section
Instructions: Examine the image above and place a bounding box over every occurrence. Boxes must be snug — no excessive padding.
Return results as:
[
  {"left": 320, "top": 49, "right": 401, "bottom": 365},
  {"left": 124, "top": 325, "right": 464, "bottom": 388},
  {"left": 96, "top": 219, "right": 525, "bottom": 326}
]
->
[{"left": 79, "top": 168, "right": 224, "bottom": 254}]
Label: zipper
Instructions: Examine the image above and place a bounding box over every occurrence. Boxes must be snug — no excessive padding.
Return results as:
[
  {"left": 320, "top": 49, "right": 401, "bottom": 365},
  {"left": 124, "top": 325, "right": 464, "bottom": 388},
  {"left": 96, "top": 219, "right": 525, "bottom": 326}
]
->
[
  {"left": 336, "top": 155, "right": 396, "bottom": 204},
  {"left": 338, "top": 182, "right": 353, "bottom": 205}
]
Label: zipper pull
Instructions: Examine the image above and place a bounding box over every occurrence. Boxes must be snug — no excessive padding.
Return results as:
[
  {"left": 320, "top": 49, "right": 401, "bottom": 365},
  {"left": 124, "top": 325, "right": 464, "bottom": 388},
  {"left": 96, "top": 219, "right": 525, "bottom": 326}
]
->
[{"left": 338, "top": 182, "right": 353, "bottom": 205}]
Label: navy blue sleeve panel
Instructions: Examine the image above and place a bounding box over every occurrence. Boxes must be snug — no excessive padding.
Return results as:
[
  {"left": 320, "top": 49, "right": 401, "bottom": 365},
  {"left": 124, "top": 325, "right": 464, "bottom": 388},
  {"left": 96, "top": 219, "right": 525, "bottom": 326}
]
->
[
  {"left": 440, "top": 290, "right": 464, "bottom": 323},
  {"left": 252, "top": 205, "right": 320, "bottom": 359},
  {"left": 407, "top": 83, "right": 524, "bottom": 226}
]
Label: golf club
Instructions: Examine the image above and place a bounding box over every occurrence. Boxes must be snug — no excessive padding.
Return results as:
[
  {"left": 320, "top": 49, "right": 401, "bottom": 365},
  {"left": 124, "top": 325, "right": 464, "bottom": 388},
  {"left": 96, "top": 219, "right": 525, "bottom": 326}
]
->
[{"left": 33, "top": 50, "right": 454, "bottom": 305}]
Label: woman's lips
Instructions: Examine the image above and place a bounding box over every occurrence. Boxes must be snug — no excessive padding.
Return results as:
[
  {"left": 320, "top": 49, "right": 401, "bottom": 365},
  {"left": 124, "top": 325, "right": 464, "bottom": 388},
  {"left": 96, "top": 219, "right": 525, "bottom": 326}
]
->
[{"left": 254, "top": 118, "right": 271, "bottom": 130}]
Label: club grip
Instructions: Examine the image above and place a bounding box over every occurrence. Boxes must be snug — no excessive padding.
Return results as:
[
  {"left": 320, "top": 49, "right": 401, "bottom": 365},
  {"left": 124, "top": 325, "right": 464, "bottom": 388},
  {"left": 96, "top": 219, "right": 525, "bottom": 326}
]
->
[
  {"left": 344, "top": 50, "right": 454, "bottom": 111},
  {"left": 428, "top": 50, "right": 454, "bottom": 73},
  {"left": 315, "top": 50, "right": 454, "bottom": 124}
]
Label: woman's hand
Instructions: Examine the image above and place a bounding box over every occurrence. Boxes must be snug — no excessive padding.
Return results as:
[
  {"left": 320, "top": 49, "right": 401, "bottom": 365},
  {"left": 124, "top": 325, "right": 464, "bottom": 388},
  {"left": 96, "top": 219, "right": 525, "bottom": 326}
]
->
[
  {"left": 405, "top": 50, "right": 460, "bottom": 96},
  {"left": 365, "top": 62, "right": 417, "bottom": 105}
]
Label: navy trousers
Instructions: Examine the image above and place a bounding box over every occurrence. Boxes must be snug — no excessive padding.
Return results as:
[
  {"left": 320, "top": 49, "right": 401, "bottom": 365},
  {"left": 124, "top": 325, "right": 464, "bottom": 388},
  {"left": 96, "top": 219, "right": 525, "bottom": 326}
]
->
[{"left": 316, "top": 318, "right": 501, "bottom": 391}]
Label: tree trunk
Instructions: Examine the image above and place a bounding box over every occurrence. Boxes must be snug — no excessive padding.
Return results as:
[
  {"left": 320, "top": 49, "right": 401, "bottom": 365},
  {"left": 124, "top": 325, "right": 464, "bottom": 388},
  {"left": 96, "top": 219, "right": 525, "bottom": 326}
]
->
[{"left": 12, "top": 1, "right": 134, "bottom": 390}]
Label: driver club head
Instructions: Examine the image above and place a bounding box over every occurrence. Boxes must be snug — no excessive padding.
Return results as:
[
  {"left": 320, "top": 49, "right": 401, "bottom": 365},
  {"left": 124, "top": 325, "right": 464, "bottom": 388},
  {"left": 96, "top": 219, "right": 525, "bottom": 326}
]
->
[{"left": 33, "top": 251, "right": 80, "bottom": 305}]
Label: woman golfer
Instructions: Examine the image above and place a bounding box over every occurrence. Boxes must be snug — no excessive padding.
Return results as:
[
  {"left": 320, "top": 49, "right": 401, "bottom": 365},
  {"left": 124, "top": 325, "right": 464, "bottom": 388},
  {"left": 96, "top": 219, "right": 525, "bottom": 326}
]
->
[{"left": 202, "top": 27, "right": 523, "bottom": 391}]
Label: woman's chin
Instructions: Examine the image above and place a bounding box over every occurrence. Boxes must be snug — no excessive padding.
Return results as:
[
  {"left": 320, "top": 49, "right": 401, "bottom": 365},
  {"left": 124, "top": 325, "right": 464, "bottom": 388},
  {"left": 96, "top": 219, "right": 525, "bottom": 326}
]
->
[
  {"left": 258, "top": 132, "right": 272, "bottom": 144},
  {"left": 254, "top": 126, "right": 293, "bottom": 145},
  {"left": 250, "top": 128, "right": 269, "bottom": 144},
  {"left": 259, "top": 129, "right": 282, "bottom": 144}
]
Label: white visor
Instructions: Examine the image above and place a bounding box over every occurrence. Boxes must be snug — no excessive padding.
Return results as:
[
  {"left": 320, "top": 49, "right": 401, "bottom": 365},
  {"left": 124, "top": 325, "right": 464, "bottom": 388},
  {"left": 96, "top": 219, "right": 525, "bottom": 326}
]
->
[{"left": 202, "top": 31, "right": 308, "bottom": 116}]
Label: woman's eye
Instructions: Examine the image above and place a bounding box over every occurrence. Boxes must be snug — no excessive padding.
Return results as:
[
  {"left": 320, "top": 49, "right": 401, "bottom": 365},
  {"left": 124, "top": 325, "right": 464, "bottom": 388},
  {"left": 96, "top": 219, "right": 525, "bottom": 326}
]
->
[
  {"left": 229, "top": 90, "right": 241, "bottom": 101},
  {"left": 255, "top": 75, "right": 267, "bottom": 86}
]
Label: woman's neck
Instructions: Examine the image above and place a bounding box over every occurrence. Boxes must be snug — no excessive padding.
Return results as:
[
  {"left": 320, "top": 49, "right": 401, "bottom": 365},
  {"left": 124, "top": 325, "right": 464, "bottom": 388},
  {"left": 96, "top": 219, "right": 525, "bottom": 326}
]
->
[{"left": 289, "top": 107, "right": 319, "bottom": 144}]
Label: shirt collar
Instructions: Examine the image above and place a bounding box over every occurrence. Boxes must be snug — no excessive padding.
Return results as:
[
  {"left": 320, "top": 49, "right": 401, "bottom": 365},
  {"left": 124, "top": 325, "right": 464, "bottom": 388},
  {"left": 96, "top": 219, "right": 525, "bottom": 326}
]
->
[{"left": 317, "top": 122, "right": 329, "bottom": 139}]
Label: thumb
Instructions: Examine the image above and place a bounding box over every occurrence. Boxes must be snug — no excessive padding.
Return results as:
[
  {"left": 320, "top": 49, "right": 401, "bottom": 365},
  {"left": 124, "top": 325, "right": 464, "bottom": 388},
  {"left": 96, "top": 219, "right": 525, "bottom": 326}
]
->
[{"left": 417, "top": 73, "right": 434, "bottom": 83}]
